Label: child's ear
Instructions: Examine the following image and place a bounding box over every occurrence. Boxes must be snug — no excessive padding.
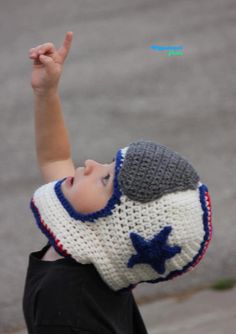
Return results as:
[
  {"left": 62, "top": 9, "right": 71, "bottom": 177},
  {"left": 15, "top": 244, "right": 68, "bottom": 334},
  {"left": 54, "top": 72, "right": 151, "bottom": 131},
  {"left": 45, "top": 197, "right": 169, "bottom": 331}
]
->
[{"left": 40, "top": 158, "right": 75, "bottom": 183}]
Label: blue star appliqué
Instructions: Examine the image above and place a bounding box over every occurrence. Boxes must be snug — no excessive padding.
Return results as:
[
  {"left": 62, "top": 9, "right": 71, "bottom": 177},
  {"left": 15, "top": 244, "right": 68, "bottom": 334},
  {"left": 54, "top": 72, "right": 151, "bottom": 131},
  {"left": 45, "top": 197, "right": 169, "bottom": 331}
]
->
[{"left": 127, "top": 226, "right": 181, "bottom": 274}]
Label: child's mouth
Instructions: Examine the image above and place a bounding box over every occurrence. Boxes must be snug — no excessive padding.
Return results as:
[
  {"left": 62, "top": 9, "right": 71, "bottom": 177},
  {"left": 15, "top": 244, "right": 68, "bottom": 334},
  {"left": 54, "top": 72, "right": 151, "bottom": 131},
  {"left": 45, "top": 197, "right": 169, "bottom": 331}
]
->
[{"left": 65, "top": 176, "right": 74, "bottom": 187}]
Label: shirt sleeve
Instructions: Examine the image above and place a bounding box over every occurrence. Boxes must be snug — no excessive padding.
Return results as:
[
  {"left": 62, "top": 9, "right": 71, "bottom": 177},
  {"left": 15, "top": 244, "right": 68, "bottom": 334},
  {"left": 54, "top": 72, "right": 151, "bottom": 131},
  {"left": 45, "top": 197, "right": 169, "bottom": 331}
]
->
[
  {"left": 34, "top": 325, "right": 96, "bottom": 334},
  {"left": 132, "top": 296, "right": 149, "bottom": 334}
]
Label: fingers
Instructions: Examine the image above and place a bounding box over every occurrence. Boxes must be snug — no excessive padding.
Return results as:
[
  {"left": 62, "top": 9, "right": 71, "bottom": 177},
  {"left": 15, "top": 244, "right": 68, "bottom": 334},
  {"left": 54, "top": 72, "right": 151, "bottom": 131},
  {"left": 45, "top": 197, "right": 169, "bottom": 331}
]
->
[
  {"left": 38, "top": 54, "right": 54, "bottom": 66},
  {"left": 29, "top": 43, "right": 56, "bottom": 60},
  {"left": 28, "top": 31, "right": 73, "bottom": 63},
  {"left": 58, "top": 31, "right": 73, "bottom": 61}
]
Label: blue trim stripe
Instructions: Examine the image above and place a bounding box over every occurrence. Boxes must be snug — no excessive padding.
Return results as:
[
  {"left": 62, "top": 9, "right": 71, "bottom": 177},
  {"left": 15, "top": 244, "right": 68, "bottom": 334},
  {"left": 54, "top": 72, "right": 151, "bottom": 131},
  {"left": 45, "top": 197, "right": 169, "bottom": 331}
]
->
[
  {"left": 30, "top": 199, "right": 71, "bottom": 258},
  {"left": 54, "top": 149, "right": 124, "bottom": 222},
  {"left": 199, "top": 184, "right": 211, "bottom": 246},
  {"left": 119, "top": 184, "right": 212, "bottom": 291}
]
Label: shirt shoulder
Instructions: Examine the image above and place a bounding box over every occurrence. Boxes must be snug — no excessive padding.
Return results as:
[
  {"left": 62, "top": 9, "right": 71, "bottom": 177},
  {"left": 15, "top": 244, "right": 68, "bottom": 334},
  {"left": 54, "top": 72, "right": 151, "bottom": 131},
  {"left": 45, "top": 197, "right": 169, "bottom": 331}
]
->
[{"left": 24, "top": 243, "right": 148, "bottom": 333}]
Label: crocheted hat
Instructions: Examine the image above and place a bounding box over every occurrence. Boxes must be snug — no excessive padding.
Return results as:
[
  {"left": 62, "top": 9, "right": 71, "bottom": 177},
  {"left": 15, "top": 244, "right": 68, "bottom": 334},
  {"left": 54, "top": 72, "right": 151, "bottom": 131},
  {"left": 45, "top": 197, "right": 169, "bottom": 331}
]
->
[{"left": 30, "top": 140, "right": 212, "bottom": 291}]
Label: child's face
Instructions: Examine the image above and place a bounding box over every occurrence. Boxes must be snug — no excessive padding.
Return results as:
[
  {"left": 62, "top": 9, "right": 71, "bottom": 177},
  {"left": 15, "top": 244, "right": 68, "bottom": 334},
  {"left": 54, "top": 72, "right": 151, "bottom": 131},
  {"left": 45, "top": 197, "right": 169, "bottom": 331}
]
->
[{"left": 61, "top": 159, "right": 115, "bottom": 214}]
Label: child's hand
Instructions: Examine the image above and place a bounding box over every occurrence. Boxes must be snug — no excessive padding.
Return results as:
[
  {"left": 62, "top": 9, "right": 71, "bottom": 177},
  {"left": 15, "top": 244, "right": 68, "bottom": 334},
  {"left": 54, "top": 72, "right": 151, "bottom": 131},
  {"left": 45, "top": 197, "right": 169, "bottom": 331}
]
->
[{"left": 29, "top": 31, "right": 73, "bottom": 96}]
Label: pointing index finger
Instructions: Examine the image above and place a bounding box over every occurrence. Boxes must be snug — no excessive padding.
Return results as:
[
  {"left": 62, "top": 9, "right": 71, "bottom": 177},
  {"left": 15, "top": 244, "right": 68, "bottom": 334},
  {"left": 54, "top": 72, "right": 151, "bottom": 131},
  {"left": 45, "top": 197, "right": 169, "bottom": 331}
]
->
[{"left": 58, "top": 31, "right": 73, "bottom": 61}]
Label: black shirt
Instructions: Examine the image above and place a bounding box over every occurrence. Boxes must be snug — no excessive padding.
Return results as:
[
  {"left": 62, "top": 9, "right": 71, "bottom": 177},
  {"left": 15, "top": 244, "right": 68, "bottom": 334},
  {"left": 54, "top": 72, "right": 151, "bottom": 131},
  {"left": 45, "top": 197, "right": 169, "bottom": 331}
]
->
[{"left": 23, "top": 243, "right": 148, "bottom": 334}]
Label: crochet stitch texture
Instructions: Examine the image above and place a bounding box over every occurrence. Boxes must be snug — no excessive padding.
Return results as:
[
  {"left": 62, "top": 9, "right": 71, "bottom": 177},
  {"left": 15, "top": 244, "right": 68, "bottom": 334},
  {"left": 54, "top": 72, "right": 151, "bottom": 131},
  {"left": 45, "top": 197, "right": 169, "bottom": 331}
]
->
[
  {"left": 118, "top": 141, "right": 200, "bottom": 203},
  {"left": 30, "top": 140, "right": 212, "bottom": 291}
]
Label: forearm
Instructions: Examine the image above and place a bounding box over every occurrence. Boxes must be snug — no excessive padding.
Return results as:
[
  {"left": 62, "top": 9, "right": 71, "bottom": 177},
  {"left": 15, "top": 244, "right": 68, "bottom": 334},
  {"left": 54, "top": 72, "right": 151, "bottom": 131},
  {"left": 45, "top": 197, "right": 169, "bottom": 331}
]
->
[
  {"left": 34, "top": 92, "right": 71, "bottom": 166},
  {"left": 30, "top": 32, "right": 75, "bottom": 181}
]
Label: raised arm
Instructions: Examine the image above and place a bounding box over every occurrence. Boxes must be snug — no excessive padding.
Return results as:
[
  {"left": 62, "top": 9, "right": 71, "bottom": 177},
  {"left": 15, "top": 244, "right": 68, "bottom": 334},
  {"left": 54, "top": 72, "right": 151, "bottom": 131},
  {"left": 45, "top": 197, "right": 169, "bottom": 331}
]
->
[{"left": 29, "top": 32, "right": 75, "bottom": 182}]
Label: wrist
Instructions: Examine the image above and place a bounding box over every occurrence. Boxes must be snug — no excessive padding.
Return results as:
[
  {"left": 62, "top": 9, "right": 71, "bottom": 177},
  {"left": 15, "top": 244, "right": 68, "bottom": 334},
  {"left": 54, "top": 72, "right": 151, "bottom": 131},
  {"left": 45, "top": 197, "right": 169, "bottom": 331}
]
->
[{"left": 33, "top": 87, "right": 59, "bottom": 99}]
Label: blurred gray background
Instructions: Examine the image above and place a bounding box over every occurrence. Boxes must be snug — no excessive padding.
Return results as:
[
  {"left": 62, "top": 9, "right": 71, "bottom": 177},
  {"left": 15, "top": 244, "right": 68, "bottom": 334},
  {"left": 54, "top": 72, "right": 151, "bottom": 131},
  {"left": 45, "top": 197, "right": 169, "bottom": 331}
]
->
[{"left": 0, "top": 0, "right": 236, "bottom": 332}]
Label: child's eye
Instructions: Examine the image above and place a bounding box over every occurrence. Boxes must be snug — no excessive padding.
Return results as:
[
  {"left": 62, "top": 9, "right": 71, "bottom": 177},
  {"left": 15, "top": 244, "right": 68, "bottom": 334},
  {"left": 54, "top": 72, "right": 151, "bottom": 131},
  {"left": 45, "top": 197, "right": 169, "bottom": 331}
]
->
[{"left": 102, "top": 174, "right": 110, "bottom": 185}]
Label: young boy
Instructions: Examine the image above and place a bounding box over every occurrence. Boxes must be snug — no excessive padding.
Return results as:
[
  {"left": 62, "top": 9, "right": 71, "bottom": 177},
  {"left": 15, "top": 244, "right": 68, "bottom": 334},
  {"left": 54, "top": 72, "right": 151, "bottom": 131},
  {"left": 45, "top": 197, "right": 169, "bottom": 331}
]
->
[{"left": 23, "top": 32, "right": 212, "bottom": 334}]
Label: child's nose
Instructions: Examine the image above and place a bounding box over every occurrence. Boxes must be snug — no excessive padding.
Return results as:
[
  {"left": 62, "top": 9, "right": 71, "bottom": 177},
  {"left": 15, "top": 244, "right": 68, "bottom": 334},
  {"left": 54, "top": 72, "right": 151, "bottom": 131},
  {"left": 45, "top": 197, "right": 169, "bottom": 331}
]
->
[{"left": 84, "top": 159, "right": 101, "bottom": 175}]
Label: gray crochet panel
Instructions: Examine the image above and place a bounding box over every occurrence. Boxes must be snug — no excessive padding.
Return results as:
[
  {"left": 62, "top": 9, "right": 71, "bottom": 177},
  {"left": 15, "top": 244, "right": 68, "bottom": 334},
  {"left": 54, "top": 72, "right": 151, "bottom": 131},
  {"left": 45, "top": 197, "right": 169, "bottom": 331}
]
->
[{"left": 118, "top": 140, "right": 200, "bottom": 203}]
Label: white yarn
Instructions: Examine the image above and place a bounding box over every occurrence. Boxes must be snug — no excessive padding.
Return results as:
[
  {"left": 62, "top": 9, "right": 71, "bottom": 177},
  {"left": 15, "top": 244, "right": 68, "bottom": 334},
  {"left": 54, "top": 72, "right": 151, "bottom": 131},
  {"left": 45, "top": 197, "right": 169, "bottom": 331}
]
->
[{"left": 33, "top": 181, "right": 205, "bottom": 291}]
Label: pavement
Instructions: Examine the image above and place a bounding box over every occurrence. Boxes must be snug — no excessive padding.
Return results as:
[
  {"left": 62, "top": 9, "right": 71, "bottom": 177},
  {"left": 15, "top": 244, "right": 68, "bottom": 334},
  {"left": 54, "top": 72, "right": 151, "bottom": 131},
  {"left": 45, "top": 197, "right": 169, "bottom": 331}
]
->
[
  {"left": 139, "top": 287, "right": 236, "bottom": 334},
  {"left": 5, "top": 287, "right": 236, "bottom": 334},
  {"left": 1, "top": 0, "right": 236, "bottom": 332}
]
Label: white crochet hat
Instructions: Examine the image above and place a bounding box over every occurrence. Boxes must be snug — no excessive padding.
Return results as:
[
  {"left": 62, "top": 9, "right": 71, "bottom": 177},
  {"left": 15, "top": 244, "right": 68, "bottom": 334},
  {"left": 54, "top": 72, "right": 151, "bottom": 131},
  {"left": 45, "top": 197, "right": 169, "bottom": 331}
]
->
[{"left": 31, "top": 140, "right": 212, "bottom": 291}]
